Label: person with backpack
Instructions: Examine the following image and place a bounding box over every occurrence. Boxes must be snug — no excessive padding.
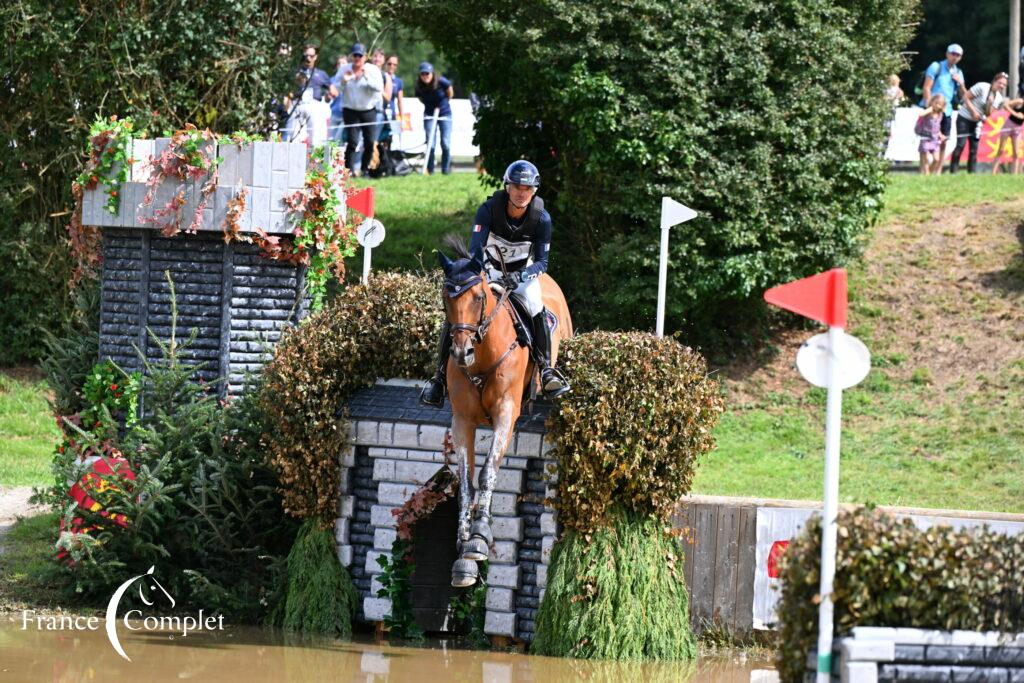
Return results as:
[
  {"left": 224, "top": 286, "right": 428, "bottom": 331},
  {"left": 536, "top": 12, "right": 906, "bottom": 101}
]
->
[
  {"left": 950, "top": 73, "right": 1003, "bottom": 174},
  {"left": 918, "top": 44, "right": 972, "bottom": 174}
]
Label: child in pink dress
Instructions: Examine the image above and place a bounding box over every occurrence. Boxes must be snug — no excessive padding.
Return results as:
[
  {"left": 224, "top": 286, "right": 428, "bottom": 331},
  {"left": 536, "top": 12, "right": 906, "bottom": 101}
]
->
[{"left": 915, "top": 94, "right": 946, "bottom": 175}]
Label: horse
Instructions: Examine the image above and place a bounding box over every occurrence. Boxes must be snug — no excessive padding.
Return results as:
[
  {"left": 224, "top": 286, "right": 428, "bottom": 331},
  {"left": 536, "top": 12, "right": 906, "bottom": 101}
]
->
[{"left": 436, "top": 240, "right": 572, "bottom": 587}]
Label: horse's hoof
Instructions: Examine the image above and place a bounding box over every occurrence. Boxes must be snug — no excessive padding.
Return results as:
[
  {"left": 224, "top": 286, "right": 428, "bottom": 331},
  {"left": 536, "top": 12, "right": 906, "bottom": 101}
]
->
[
  {"left": 451, "top": 558, "right": 479, "bottom": 587},
  {"left": 470, "top": 519, "right": 493, "bottom": 544},
  {"left": 461, "top": 536, "right": 489, "bottom": 561}
]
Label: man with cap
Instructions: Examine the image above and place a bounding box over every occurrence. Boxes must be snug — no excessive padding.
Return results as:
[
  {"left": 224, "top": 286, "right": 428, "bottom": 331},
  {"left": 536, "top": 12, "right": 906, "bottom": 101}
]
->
[
  {"left": 420, "top": 160, "right": 571, "bottom": 407},
  {"left": 340, "top": 42, "right": 383, "bottom": 176},
  {"left": 921, "top": 44, "right": 972, "bottom": 172}
]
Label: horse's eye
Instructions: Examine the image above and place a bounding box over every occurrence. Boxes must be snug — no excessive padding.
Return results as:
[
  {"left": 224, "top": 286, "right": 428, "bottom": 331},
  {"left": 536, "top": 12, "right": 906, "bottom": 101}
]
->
[{"left": 475, "top": 293, "right": 485, "bottom": 302}]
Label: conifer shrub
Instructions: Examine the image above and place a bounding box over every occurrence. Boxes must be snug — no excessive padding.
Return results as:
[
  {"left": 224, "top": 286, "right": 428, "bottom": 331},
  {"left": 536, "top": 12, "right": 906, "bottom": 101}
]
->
[
  {"left": 776, "top": 507, "right": 1024, "bottom": 682},
  {"left": 547, "top": 331, "right": 724, "bottom": 534},
  {"left": 532, "top": 507, "right": 697, "bottom": 661},
  {"left": 274, "top": 519, "right": 358, "bottom": 637},
  {"left": 261, "top": 271, "right": 443, "bottom": 525}
]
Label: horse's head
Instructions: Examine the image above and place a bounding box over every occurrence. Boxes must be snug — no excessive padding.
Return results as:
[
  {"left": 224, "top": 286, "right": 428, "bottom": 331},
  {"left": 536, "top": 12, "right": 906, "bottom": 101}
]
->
[{"left": 438, "top": 246, "right": 490, "bottom": 369}]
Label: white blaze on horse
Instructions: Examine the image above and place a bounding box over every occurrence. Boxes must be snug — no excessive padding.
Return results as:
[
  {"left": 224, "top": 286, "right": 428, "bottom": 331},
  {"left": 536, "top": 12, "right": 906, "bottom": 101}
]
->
[{"left": 436, "top": 241, "right": 572, "bottom": 587}]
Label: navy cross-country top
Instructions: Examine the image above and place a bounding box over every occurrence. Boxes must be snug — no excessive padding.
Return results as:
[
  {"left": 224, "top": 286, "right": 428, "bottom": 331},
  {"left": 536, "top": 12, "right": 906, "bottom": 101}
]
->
[{"left": 468, "top": 190, "right": 552, "bottom": 281}]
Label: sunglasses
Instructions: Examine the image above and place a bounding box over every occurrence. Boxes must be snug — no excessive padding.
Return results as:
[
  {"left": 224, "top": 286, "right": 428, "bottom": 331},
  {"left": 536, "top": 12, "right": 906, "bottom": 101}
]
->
[
  {"left": 420, "top": 71, "right": 431, "bottom": 75},
  {"left": 303, "top": 53, "right": 316, "bottom": 59},
  {"left": 386, "top": 62, "right": 398, "bottom": 67}
]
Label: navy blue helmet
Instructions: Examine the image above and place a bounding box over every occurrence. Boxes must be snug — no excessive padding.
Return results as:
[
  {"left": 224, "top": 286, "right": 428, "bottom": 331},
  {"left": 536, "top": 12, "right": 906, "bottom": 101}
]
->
[{"left": 502, "top": 160, "right": 540, "bottom": 188}]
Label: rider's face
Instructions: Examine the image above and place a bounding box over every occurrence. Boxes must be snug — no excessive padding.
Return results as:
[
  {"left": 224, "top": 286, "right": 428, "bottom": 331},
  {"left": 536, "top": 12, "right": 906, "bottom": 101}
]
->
[{"left": 507, "top": 183, "right": 536, "bottom": 209}]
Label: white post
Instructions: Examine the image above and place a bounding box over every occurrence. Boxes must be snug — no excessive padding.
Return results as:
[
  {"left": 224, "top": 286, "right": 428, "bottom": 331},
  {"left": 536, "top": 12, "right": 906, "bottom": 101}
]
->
[
  {"left": 815, "top": 324, "right": 845, "bottom": 682},
  {"left": 362, "top": 246, "right": 372, "bottom": 285},
  {"left": 656, "top": 225, "right": 670, "bottom": 337}
]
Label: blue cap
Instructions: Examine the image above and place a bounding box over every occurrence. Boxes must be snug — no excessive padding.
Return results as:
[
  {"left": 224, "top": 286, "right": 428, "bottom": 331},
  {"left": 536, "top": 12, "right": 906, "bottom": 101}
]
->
[
  {"left": 418, "top": 62, "right": 434, "bottom": 74},
  {"left": 947, "top": 43, "right": 963, "bottom": 55},
  {"left": 351, "top": 43, "right": 365, "bottom": 56}
]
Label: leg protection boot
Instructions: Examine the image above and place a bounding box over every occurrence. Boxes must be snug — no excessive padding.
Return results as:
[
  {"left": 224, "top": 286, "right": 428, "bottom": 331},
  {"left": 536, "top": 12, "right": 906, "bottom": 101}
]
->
[
  {"left": 461, "top": 515, "right": 493, "bottom": 561},
  {"left": 531, "top": 310, "right": 570, "bottom": 399}
]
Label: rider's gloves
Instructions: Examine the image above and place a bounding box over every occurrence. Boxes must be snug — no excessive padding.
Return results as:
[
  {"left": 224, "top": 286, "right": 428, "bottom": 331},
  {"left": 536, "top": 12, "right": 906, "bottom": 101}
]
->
[{"left": 500, "top": 272, "right": 521, "bottom": 290}]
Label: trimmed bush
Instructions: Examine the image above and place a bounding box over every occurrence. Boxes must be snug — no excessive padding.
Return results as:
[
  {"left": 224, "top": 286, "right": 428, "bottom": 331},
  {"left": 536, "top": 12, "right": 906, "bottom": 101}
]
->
[
  {"left": 776, "top": 507, "right": 1024, "bottom": 682},
  {"left": 275, "top": 520, "right": 359, "bottom": 637},
  {"left": 533, "top": 507, "right": 697, "bottom": 661},
  {"left": 405, "top": 0, "right": 918, "bottom": 335},
  {"left": 548, "top": 331, "right": 724, "bottom": 534},
  {"left": 261, "top": 271, "right": 443, "bottom": 525}
]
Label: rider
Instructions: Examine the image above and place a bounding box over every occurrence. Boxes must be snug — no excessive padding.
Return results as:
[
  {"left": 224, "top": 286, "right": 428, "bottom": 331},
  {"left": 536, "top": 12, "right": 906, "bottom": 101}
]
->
[{"left": 420, "top": 159, "right": 570, "bottom": 406}]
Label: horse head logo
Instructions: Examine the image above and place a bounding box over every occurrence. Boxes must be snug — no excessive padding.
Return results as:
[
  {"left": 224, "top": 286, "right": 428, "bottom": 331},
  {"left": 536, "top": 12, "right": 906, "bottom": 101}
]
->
[{"left": 105, "top": 565, "right": 175, "bottom": 661}]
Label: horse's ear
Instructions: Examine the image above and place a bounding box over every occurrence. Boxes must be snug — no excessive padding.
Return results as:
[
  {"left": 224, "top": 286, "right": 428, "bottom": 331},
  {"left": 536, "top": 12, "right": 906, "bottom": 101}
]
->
[
  {"left": 436, "top": 250, "right": 453, "bottom": 274},
  {"left": 468, "top": 246, "right": 485, "bottom": 273}
]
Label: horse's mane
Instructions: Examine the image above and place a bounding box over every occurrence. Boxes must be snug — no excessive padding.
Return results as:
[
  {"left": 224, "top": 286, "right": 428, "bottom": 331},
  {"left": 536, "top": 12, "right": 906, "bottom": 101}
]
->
[{"left": 441, "top": 233, "right": 471, "bottom": 260}]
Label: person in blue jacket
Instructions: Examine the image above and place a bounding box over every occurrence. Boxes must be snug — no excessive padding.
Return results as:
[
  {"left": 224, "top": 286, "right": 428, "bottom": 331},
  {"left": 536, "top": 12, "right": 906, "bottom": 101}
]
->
[{"left": 421, "top": 160, "right": 570, "bottom": 406}]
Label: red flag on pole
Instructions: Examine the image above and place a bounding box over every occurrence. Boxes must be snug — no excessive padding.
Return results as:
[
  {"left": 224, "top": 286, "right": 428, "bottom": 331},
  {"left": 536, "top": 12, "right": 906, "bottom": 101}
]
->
[
  {"left": 764, "top": 268, "right": 848, "bottom": 329},
  {"left": 346, "top": 187, "right": 375, "bottom": 218}
]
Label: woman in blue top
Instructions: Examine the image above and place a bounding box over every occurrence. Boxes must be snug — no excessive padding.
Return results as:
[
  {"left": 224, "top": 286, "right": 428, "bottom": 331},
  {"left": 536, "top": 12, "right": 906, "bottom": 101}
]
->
[{"left": 415, "top": 62, "right": 454, "bottom": 174}]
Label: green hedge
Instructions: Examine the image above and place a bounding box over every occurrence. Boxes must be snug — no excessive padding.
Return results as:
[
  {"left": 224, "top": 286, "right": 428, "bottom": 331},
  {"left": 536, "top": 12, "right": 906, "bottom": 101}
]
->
[
  {"left": 547, "top": 331, "right": 723, "bottom": 534},
  {"left": 261, "top": 271, "right": 443, "bottom": 524},
  {"left": 405, "top": 0, "right": 917, "bottom": 336},
  {"left": 533, "top": 507, "right": 697, "bottom": 661},
  {"left": 776, "top": 507, "right": 1024, "bottom": 681}
]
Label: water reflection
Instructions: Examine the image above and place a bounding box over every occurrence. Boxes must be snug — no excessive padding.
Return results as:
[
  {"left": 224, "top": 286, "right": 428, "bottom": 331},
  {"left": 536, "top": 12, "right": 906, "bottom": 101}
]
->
[{"left": 0, "top": 617, "right": 775, "bottom": 682}]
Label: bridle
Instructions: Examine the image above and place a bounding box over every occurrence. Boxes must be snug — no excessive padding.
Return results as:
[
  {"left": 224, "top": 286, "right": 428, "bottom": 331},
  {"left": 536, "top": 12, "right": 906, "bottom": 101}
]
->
[{"left": 443, "top": 272, "right": 519, "bottom": 392}]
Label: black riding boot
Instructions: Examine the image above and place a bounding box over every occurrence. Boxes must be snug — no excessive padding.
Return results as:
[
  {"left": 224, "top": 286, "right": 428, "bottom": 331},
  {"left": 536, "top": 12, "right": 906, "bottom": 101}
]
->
[
  {"left": 420, "top": 321, "right": 451, "bottom": 407},
  {"left": 531, "top": 310, "right": 570, "bottom": 399}
]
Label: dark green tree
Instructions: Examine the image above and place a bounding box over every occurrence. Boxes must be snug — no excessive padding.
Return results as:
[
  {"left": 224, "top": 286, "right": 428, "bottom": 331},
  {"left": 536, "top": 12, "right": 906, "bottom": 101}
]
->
[{"left": 403, "top": 0, "right": 919, "bottom": 341}]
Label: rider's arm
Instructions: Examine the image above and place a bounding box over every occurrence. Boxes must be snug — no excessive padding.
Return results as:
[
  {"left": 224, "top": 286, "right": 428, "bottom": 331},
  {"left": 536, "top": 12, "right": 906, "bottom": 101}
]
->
[
  {"left": 468, "top": 204, "right": 491, "bottom": 255},
  {"left": 520, "top": 213, "right": 552, "bottom": 281}
]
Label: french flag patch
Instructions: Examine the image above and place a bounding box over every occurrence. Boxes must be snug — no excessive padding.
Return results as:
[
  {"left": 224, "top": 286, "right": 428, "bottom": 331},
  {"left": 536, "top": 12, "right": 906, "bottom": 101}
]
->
[{"left": 473, "top": 224, "right": 482, "bottom": 233}]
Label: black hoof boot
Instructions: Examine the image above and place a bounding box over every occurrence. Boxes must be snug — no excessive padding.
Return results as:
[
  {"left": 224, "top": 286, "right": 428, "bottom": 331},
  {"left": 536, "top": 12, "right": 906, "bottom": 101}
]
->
[
  {"left": 419, "top": 377, "right": 446, "bottom": 407},
  {"left": 451, "top": 558, "right": 479, "bottom": 587},
  {"left": 461, "top": 519, "right": 492, "bottom": 561}
]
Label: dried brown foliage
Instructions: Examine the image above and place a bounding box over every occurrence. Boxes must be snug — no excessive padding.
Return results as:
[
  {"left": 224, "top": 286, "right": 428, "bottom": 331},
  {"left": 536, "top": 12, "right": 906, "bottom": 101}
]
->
[
  {"left": 260, "top": 272, "right": 444, "bottom": 525},
  {"left": 547, "top": 331, "right": 724, "bottom": 534}
]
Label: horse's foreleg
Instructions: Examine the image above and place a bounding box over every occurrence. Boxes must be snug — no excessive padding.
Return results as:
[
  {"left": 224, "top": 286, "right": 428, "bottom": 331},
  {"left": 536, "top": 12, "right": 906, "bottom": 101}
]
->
[
  {"left": 451, "top": 415, "right": 479, "bottom": 587},
  {"left": 461, "top": 401, "right": 516, "bottom": 562}
]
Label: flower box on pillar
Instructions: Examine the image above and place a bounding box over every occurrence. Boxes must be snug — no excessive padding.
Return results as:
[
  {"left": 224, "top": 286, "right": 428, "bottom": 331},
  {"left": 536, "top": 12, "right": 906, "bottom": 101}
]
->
[{"left": 82, "top": 138, "right": 316, "bottom": 396}]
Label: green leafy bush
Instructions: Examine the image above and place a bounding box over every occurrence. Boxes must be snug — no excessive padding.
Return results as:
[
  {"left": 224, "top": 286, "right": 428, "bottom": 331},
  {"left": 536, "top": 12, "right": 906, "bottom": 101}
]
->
[
  {"left": 533, "top": 507, "right": 696, "bottom": 660},
  {"left": 776, "top": 507, "right": 1024, "bottom": 682},
  {"left": 548, "top": 331, "right": 724, "bottom": 534},
  {"left": 405, "top": 0, "right": 918, "bottom": 335},
  {"left": 261, "top": 271, "right": 444, "bottom": 525}
]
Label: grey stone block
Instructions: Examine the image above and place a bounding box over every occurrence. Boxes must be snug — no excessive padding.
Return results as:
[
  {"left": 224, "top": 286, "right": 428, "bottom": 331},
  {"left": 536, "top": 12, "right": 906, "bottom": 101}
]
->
[
  {"left": 484, "top": 610, "right": 516, "bottom": 637},
  {"left": 392, "top": 423, "right": 419, "bottom": 448},
  {"left": 340, "top": 446, "right": 356, "bottom": 468},
  {"left": 370, "top": 505, "right": 398, "bottom": 528},
  {"left": 540, "top": 512, "right": 557, "bottom": 536},
  {"left": 356, "top": 420, "right": 379, "bottom": 445},
  {"left": 950, "top": 667, "right": 1009, "bottom": 683},
  {"left": 336, "top": 544, "right": 352, "bottom": 566},
  {"left": 541, "top": 535, "right": 555, "bottom": 564},
  {"left": 843, "top": 639, "right": 896, "bottom": 662},
  {"left": 272, "top": 142, "right": 290, "bottom": 171},
  {"left": 333, "top": 517, "right": 349, "bottom": 543},
  {"left": 841, "top": 662, "right": 878, "bottom": 683},
  {"left": 490, "top": 493, "right": 517, "bottom": 517},
  {"left": 536, "top": 564, "right": 548, "bottom": 588},
  {"left": 896, "top": 645, "right": 927, "bottom": 661},
  {"left": 287, "top": 143, "right": 307, "bottom": 188},
  {"left": 365, "top": 549, "right": 391, "bottom": 574},
  {"left": 515, "top": 432, "right": 542, "bottom": 457},
  {"left": 418, "top": 424, "right": 448, "bottom": 450},
  {"left": 492, "top": 541, "right": 517, "bottom": 564},
  {"left": 130, "top": 139, "right": 154, "bottom": 181},
  {"left": 395, "top": 460, "right": 447, "bottom": 485},
  {"left": 486, "top": 587, "right": 514, "bottom": 612},
  {"left": 487, "top": 564, "right": 521, "bottom": 589},
  {"left": 338, "top": 495, "right": 354, "bottom": 518},
  {"left": 491, "top": 517, "right": 524, "bottom": 542},
  {"left": 363, "top": 597, "right": 392, "bottom": 621},
  {"left": 927, "top": 646, "right": 987, "bottom": 665},
  {"left": 374, "top": 528, "right": 396, "bottom": 551},
  {"left": 252, "top": 142, "right": 273, "bottom": 187},
  {"left": 249, "top": 186, "right": 270, "bottom": 231},
  {"left": 377, "top": 482, "right": 417, "bottom": 506}
]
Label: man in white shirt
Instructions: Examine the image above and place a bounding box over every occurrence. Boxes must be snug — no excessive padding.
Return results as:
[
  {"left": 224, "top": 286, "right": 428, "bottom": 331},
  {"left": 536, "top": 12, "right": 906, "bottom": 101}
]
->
[
  {"left": 950, "top": 72, "right": 1004, "bottom": 174},
  {"left": 340, "top": 43, "right": 383, "bottom": 176}
]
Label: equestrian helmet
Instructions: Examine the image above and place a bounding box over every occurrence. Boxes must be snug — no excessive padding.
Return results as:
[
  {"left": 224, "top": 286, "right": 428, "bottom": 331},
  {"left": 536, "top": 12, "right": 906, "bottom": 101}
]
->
[{"left": 502, "top": 160, "right": 540, "bottom": 188}]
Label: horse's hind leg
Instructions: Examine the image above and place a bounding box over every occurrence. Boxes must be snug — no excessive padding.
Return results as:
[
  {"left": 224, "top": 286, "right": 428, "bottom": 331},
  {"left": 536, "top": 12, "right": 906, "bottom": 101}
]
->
[
  {"left": 451, "top": 414, "right": 479, "bottom": 587},
  {"left": 462, "top": 403, "right": 515, "bottom": 562}
]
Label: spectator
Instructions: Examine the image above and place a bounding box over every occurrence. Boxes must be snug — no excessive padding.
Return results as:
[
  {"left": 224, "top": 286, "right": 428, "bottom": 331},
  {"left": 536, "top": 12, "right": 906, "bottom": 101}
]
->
[
  {"left": 885, "top": 74, "right": 904, "bottom": 108},
  {"left": 992, "top": 99, "right": 1024, "bottom": 175},
  {"left": 384, "top": 55, "right": 406, "bottom": 125},
  {"left": 340, "top": 42, "right": 383, "bottom": 177},
  {"left": 950, "top": 73, "right": 1003, "bottom": 174},
  {"left": 415, "top": 62, "right": 454, "bottom": 175},
  {"left": 372, "top": 49, "right": 394, "bottom": 151},
  {"left": 285, "top": 73, "right": 329, "bottom": 146},
  {"left": 920, "top": 44, "right": 971, "bottom": 174},
  {"left": 295, "top": 44, "right": 337, "bottom": 102},
  {"left": 915, "top": 94, "right": 946, "bottom": 175}
]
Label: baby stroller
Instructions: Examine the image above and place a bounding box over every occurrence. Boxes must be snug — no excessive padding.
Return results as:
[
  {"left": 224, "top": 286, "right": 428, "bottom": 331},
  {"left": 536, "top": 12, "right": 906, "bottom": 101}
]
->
[{"left": 368, "top": 119, "right": 416, "bottom": 178}]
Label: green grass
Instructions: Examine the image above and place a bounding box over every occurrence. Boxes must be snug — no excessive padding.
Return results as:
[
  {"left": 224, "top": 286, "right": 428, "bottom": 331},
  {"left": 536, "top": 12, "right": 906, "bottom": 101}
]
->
[
  {"left": 351, "top": 173, "right": 493, "bottom": 272},
  {"left": 0, "top": 370, "right": 59, "bottom": 488},
  {"left": 879, "top": 173, "right": 1024, "bottom": 223},
  {"left": 0, "top": 512, "right": 64, "bottom": 611}
]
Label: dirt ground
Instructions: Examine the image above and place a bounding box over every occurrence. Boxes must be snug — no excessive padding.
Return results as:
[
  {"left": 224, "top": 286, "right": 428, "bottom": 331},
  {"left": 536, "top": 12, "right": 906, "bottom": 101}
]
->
[{"left": 721, "top": 199, "right": 1024, "bottom": 404}]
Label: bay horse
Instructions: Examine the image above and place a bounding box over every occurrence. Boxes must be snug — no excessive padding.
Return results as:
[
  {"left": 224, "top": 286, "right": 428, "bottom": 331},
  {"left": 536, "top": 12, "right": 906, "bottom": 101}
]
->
[{"left": 436, "top": 240, "right": 572, "bottom": 587}]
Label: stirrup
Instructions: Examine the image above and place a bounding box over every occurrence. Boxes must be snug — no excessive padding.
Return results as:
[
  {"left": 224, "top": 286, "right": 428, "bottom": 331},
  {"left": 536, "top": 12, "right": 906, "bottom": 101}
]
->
[
  {"left": 419, "top": 376, "right": 446, "bottom": 407},
  {"left": 541, "top": 368, "right": 570, "bottom": 399}
]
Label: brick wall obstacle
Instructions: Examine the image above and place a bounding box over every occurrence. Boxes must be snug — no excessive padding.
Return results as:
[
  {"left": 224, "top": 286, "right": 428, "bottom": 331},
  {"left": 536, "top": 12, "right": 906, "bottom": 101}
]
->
[{"left": 84, "top": 139, "right": 316, "bottom": 395}]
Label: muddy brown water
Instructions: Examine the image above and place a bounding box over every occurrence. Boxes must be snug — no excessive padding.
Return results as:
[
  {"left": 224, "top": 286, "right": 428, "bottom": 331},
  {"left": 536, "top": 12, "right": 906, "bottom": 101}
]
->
[{"left": 0, "top": 617, "right": 776, "bottom": 682}]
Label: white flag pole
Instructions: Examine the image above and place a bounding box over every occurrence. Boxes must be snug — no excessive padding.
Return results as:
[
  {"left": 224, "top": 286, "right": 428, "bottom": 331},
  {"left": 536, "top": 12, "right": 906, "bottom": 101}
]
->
[
  {"left": 656, "top": 197, "right": 697, "bottom": 338},
  {"left": 362, "top": 246, "right": 372, "bottom": 285},
  {"left": 816, "top": 324, "right": 845, "bottom": 682}
]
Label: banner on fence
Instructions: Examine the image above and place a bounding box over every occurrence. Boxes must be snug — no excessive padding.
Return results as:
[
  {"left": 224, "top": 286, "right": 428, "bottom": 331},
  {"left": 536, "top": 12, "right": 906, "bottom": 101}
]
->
[{"left": 885, "top": 107, "right": 1022, "bottom": 164}]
